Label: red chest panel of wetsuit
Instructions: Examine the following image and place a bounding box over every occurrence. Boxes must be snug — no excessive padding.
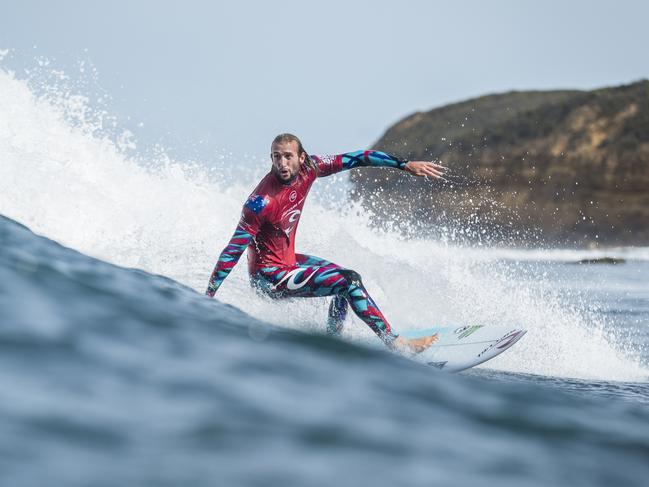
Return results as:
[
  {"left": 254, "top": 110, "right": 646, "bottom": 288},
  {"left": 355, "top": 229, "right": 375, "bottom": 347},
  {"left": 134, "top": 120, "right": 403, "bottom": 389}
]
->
[{"left": 239, "top": 156, "right": 341, "bottom": 273}]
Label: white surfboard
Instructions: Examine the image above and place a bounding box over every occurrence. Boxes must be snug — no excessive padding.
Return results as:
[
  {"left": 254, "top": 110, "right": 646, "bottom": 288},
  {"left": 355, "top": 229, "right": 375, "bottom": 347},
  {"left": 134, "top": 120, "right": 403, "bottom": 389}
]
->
[{"left": 399, "top": 325, "right": 526, "bottom": 372}]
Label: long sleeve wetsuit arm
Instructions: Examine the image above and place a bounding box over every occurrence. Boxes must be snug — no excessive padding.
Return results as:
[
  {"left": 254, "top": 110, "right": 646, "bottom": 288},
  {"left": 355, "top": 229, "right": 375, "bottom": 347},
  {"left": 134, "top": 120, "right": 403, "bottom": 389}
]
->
[
  {"left": 340, "top": 150, "right": 408, "bottom": 171},
  {"left": 205, "top": 225, "right": 253, "bottom": 297},
  {"left": 206, "top": 195, "right": 266, "bottom": 297},
  {"left": 312, "top": 150, "right": 408, "bottom": 177}
]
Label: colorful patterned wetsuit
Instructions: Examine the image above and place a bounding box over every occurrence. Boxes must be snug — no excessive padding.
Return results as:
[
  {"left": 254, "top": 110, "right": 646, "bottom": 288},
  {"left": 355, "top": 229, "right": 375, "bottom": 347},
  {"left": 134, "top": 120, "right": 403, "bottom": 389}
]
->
[{"left": 206, "top": 151, "right": 408, "bottom": 346}]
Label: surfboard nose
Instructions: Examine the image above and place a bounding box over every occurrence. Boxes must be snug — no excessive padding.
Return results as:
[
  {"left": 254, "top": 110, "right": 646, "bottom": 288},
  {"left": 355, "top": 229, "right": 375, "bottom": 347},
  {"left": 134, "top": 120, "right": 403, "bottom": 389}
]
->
[{"left": 496, "top": 329, "right": 526, "bottom": 350}]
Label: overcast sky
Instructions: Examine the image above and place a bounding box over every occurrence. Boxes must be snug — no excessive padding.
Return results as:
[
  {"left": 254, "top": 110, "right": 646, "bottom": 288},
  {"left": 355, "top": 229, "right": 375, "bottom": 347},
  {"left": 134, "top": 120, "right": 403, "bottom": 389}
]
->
[{"left": 2, "top": 0, "right": 649, "bottom": 160}]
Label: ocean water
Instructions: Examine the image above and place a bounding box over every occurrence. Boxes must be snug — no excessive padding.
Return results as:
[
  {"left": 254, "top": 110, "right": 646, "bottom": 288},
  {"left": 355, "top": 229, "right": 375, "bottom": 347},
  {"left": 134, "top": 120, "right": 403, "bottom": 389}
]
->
[{"left": 1, "top": 68, "right": 649, "bottom": 487}]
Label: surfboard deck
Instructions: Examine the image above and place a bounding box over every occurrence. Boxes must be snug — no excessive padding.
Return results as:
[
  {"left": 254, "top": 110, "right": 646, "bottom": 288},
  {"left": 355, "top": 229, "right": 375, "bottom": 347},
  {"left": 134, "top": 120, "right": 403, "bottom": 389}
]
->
[{"left": 400, "top": 325, "right": 526, "bottom": 372}]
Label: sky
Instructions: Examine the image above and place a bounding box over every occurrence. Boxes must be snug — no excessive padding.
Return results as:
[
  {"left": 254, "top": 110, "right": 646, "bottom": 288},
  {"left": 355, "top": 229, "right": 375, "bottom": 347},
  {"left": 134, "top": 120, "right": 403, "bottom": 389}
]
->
[{"left": 2, "top": 0, "right": 649, "bottom": 160}]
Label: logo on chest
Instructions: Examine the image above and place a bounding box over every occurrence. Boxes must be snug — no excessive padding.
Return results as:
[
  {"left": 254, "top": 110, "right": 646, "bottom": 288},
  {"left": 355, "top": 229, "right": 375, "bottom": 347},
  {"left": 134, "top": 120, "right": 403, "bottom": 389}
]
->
[
  {"left": 282, "top": 208, "right": 301, "bottom": 235},
  {"left": 289, "top": 190, "right": 297, "bottom": 203}
]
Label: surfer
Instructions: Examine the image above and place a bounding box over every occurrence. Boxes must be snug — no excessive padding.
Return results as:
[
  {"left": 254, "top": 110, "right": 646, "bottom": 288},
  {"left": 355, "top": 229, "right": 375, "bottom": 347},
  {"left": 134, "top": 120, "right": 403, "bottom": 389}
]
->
[{"left": 206, "top": 134, "right": 446, "bottom": 354}]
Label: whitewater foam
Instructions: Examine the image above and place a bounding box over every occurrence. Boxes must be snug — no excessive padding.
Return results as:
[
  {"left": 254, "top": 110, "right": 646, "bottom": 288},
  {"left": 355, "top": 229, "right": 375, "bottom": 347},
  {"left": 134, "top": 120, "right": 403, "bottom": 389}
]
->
[{"left": 1, "top": 66, "right": 646, "bottom": 382}]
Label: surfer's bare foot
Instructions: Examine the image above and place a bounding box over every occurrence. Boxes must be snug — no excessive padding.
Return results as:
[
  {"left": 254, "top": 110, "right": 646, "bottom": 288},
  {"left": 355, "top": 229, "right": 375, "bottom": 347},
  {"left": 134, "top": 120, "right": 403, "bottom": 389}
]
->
[{"left": 393, "top": 333, "right": 439, "bottom": 354}]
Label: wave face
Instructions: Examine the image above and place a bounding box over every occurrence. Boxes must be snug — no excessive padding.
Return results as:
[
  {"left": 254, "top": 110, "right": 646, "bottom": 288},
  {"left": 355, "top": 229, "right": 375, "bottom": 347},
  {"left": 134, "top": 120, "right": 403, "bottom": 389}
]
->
[{"left": 2, "top": 67, "right": 649, "bottom": 486}]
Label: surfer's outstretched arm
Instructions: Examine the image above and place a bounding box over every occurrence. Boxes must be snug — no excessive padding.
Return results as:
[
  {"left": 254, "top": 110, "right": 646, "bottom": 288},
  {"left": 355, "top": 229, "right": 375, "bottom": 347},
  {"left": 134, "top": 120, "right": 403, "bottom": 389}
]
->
[{"left": 312, "top": 151, "right": 446, "bottom": 179}]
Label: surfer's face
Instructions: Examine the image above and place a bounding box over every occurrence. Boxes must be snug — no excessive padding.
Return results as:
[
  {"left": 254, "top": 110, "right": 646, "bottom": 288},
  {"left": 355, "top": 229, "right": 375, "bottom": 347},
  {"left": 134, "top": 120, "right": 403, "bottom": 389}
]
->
[{"left": 271, "top": 140, "right": 305, "bottom": 184}]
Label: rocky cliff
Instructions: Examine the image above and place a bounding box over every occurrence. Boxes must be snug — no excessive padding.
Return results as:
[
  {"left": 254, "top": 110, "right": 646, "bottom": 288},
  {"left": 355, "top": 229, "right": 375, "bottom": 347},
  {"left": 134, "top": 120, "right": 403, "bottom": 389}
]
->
[{"left": 350, "top": 80, "right": 649, "bottom": 246}]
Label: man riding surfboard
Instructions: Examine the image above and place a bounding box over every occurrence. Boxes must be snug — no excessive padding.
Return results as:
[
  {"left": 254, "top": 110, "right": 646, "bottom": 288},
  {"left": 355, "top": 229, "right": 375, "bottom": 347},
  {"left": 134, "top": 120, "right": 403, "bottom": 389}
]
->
[{"left": 206, "top": 133, "right": 446, "bottom": 354}]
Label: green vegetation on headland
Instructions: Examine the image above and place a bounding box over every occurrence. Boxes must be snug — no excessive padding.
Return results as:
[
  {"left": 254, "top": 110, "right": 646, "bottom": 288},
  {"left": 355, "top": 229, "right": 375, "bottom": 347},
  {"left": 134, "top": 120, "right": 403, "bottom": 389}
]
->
[{"left": 351, "top": 80, "right": 649, "bottom": 247}]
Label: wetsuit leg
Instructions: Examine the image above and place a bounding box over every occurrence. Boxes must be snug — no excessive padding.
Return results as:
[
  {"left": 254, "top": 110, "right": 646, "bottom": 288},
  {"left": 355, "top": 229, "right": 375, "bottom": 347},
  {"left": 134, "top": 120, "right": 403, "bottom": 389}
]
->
[
  {"left": 295, "top": 254, "right": 348, "bottom": 336},
  {"left": 253, "top": 261, "right": 397, "bottom": 346},
  {"left": 327, "top": 295, "right": 348, "bottom": 336}
]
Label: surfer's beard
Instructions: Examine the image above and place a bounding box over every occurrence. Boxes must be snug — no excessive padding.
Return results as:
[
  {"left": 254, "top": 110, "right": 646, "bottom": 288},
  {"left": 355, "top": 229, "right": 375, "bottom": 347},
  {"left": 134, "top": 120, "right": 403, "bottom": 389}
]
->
[{"left": 272, "top": 165, "right": 298, "bottom": 185}]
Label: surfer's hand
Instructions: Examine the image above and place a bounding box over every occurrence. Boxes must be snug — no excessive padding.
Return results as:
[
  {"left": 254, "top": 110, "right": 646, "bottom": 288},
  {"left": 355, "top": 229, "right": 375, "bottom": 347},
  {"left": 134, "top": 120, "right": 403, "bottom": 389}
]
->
[{"left": 404, "top": 161, "right": 447, "bottom": 180}]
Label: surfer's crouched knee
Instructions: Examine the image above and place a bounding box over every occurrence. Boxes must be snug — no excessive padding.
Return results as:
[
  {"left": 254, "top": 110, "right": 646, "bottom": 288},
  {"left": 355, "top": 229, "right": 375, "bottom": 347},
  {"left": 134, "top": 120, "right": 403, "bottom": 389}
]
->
[
  {"left": 250, "top": 274, "right": 280, "bottom": 298},
  {"left": 339, "top": 269, "right": 363, "bottom": 287}
]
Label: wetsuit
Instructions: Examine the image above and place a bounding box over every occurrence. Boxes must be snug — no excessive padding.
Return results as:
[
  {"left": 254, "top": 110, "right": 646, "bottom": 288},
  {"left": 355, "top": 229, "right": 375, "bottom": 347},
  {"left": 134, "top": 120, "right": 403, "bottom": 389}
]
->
[{"left": 206, "top": 150, "right": 408, "bottom": 346}]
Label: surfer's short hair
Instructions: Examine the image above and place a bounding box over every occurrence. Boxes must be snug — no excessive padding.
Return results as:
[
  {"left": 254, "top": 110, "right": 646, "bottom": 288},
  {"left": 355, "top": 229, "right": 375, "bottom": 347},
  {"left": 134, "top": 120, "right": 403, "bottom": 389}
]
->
[{"left": 271, "top": 133, "right": 316, "bottom": 171}]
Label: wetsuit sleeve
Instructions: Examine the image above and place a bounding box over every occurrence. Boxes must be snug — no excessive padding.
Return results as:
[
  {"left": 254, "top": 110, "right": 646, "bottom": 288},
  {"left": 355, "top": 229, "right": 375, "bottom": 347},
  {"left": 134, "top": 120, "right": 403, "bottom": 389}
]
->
[
  {"left": 312, "top": 151, "right": 408, "bottom": 177},
  {"left": 205, "top": 196, "right": 267, "bottom": 297},
  {"left": 340, "top": 150, "right": 409, "bottom": 171}
]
